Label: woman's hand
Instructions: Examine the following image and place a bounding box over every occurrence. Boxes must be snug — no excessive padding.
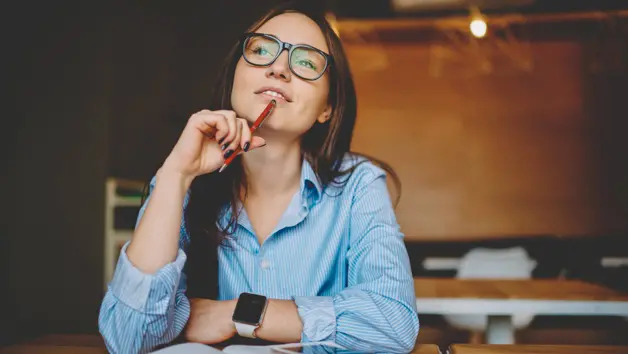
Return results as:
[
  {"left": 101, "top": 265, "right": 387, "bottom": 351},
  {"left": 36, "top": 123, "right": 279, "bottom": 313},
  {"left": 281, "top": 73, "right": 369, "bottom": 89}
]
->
[
  {"left": 161, "top": 110, "right": 266, "bottom": 181},
  {"left": 184, "top": 299, "right": 238, "bottom": 344}
]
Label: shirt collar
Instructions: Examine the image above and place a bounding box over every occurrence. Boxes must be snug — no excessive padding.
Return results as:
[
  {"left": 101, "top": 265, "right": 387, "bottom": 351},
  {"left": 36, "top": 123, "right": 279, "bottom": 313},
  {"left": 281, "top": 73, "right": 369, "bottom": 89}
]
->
[
  {"left": 217, "top": 158, "right": 323, "bottom": 231},
  {"left": 300, "top": 158, "right": 322, "bottom": 207}
]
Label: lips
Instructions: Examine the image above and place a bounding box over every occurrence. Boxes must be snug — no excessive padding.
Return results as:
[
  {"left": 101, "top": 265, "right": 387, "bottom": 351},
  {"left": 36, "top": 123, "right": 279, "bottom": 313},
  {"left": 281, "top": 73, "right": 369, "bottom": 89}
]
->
[{"left": 254, "top": 86, "right": 292, "bottom": 102}]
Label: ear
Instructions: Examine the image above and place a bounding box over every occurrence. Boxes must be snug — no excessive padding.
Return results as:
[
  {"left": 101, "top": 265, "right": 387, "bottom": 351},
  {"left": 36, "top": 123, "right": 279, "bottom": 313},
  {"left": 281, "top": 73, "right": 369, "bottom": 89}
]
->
[{"left": 317, "top": 104, "right": 332, "bottom": 124}]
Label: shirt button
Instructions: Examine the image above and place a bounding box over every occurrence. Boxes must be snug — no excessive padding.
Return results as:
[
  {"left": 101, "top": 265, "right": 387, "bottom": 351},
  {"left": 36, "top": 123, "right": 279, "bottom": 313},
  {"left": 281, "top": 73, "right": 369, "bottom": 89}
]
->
[{"left": 260, "top": 259, "right": 270, "bottom": 269}]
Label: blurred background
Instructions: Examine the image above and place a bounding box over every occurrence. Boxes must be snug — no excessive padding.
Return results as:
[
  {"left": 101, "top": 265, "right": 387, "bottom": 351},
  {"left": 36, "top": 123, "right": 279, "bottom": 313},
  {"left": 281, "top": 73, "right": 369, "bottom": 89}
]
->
[{"left": 3, "top": 0, "right": 628, "bottom": 350}]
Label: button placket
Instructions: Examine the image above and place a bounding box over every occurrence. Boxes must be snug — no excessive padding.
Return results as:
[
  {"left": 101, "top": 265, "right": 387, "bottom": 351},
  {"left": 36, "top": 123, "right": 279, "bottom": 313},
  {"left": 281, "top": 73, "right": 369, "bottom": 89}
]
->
[
  {"left": 258, "top": 242, "right": 275, "bottom": 296},
  {"left": 256, "top": 245, "right": 268, "bottom": 293}
]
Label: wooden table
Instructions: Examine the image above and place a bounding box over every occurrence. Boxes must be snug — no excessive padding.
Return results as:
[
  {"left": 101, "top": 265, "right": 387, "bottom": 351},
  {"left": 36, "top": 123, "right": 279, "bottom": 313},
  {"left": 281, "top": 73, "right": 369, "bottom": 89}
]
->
[
  {"left": 413, "top": 344, "right": 442, "bottom": 354},
  {"left": 449, "top": 344, "right": 628, "bottom": 354},
  {"left": 414, "top": 278, "right": 628, "bottom": 345}
]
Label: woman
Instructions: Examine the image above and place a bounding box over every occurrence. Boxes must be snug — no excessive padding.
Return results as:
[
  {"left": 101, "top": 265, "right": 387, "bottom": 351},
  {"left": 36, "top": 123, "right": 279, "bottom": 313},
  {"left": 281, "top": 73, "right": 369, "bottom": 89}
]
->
[{"left": 99, "top": 2, "right": 419, "bottom": 353}]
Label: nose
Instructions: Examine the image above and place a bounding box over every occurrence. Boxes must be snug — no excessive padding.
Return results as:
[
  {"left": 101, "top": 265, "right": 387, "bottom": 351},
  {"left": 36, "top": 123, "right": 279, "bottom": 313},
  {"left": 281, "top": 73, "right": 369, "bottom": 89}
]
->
[{"left": 265, "top": 50, "right": 291, "bottom": 82}]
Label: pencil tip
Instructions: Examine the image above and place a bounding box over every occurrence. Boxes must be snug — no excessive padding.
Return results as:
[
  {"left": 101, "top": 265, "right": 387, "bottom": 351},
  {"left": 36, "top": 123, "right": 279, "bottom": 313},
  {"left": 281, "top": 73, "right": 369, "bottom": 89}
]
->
[{"left": 218, "top": 164, "right": 227, "bottom": 173}]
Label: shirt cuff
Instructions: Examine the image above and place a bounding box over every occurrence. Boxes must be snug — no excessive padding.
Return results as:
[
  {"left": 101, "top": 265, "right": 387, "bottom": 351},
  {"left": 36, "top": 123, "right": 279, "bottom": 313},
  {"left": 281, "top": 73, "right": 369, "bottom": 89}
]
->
[
  {"left": 292, "top": 296, "right": 336, "bottom": 343},
  {"left": 109, "top": 241, "right": 187, "bottom": 314}
]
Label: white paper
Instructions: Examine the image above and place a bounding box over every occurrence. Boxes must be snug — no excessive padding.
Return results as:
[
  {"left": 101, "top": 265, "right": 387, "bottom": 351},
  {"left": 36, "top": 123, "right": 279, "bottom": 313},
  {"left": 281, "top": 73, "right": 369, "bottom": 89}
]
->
[
  {"left": 151, "top": 341, "right": 345, "bottom": 354},
  {"left": 224, "top": 341, "right": 345, "bottom": 354},
  {"left": 151, "top": 342, "right": 224, "bottom": 353}
]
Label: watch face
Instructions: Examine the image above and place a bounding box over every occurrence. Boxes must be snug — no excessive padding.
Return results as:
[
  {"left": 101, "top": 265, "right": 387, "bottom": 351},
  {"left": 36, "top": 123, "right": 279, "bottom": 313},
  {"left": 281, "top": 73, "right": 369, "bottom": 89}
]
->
[{"left": 233, "top": 292, "right": 267, "bottom": 325}]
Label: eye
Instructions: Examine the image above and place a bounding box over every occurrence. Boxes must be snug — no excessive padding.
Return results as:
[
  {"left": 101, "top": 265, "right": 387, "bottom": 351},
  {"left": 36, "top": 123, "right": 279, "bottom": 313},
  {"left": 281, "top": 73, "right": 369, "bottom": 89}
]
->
[
  {"left": 296, "top": 59, "right": 316, "bottom": 70},
  {"left": 252, "top": 46, "right": 272, "bottom": 56}
]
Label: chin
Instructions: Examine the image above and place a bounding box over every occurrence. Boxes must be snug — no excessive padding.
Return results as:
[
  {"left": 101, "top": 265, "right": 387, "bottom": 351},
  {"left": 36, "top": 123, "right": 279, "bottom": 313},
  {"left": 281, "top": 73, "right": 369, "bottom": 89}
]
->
[
  {"left": 259, "top": 118, "right": 284, "bottom": 131},
  {"left": 259, "top": 119, "right": 298, "bottom": 136}
]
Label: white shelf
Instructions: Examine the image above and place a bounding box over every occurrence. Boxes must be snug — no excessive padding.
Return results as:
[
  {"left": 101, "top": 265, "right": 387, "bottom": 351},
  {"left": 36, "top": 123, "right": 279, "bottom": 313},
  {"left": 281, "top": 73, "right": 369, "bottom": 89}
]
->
[
  {"left": 113, "top": 231, "right": 133, "bottom": 244},
  {"left": 424, "top": 256, "right": 628, "bottom": 271},
  {"left": 104, "top": 178, "right": 145, "bottom": 291},
  {"left": 113, "top": 196, "right": 143, "bottom": 207},
  {"left": 601, "top": 257, "right": 628, "bottom": 268},
  {"left": 423, "top": 257, "right": 461, "bottom": 271}
]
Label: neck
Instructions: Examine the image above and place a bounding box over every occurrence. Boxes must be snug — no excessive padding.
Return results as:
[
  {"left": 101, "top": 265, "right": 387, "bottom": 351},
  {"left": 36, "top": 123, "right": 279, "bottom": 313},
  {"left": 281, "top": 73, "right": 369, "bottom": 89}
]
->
[{"left": 241, "top": 139, "right": 302, "bottom": 197}]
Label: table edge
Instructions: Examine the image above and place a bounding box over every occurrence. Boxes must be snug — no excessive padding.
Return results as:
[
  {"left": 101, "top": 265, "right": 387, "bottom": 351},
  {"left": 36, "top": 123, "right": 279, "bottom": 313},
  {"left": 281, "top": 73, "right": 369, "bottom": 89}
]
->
[{"left": 415, "top": 298, "right": 628, "bottom": 315}]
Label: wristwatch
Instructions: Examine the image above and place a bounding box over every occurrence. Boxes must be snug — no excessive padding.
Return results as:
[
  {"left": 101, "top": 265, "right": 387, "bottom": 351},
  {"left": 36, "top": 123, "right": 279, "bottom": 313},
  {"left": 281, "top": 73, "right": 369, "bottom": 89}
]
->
[{"left": 232, "top": 292, "right": 268, "bottom": 338}]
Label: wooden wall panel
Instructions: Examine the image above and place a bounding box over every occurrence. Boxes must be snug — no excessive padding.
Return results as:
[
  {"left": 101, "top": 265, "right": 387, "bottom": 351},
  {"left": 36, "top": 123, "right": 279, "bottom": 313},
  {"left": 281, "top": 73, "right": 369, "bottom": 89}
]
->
[{"left": 346, "top": 41, "right": 615, "bottom": 240}]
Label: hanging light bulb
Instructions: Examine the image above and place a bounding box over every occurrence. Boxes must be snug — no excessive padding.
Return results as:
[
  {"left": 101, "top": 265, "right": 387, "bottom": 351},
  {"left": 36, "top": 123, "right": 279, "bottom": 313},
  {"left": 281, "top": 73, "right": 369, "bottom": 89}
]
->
[
  {"left": 470, "top": 18, "right": 487, "bottom": 38},
  {"left": 469, "top": 6, "right": 487, "bottom": 38}
]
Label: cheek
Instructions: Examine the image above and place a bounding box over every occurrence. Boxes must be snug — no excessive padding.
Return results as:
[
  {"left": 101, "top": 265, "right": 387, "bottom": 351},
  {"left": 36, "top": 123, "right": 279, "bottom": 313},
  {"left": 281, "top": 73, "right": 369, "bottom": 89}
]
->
[
  {"left": 289, "top": 92, "right": 328, "bottom": 133},
  {"left": 231, "top": 59, "right": 253, "bottom": 109},
  {"left": 298, "top": 80, "right": 329, "bottom": 118}
]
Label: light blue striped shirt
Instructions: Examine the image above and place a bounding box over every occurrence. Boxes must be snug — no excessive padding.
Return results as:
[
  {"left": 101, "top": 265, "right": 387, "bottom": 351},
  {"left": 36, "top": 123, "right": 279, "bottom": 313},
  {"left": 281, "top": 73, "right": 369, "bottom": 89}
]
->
[{"left": 99, "top": 156, "right": 419, "bottom": 353}]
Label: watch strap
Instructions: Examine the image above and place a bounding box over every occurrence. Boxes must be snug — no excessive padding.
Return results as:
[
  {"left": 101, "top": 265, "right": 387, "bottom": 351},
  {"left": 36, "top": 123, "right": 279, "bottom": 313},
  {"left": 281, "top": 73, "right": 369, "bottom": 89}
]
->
[{"left": 234, "top": 322, "right": 257, "bottom": 338}]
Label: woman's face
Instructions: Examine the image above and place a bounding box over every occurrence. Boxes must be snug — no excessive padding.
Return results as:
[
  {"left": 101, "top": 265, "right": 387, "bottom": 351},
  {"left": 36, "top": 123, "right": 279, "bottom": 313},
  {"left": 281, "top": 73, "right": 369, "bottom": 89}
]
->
[{"left": 231, "top": 12, "right": 331, "bottom": 138}]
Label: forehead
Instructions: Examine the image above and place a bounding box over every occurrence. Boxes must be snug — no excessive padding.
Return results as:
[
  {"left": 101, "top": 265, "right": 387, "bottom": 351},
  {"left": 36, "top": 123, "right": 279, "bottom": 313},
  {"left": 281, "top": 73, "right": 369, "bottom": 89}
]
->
[{"left": 255, "top": 12, "right": 329, "bottom": 53}]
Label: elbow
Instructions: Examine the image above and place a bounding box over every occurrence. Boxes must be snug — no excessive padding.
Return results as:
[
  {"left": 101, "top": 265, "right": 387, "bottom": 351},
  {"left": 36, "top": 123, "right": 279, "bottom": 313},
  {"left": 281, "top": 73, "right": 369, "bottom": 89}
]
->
[
  {"left": 394, "top": 312, "right": 420, "bottom": 353},
  {"left": 395, "top": 341, "right": 417, "bottom": 354},
  {"left": 385, "top": 302, "right": 420, "bottom": 353},
  {"left": 98, "top": 291, "right": 190, "bottom": 354},
  {"left": 338, "top": 308, "right": 420, "bottom": 353},
  {"left": 399, "top": 330, "right": 419, "bottom": 354},
  {"left": 98, "top": 302, "right": 121, "bottom": 354},
  {"left": 385, "top": 325, "right": 419, "bottom": 353},
  {"left": 97, "top": 295, "right": 150, "bottom": 354}
]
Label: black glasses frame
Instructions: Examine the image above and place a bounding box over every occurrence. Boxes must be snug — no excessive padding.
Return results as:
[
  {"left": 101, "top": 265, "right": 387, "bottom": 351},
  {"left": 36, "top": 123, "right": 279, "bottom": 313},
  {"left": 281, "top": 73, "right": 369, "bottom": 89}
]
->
[{"left": 241, "top": 32, "right": 332, "bottom": 81}]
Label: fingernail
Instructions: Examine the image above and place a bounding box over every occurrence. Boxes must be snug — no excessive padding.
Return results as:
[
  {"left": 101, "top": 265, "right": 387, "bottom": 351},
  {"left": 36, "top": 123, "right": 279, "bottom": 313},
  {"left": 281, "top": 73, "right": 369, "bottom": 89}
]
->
[
  {"left": 218, "top": 137, "right": 225, "bottom": 145},
  {"left": 243, "top": 142, "right": 250, "bottom": 152},
  {"left": 223, "top": 149, "right": 234, "bottom": 159},
  {"left": 221, "top": 143, "right": 228, "bottom": 151}
]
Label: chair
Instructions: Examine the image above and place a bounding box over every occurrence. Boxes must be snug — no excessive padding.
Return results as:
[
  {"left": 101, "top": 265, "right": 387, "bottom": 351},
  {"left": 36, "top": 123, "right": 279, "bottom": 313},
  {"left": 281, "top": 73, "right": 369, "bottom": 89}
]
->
[{"left": 443, "top": 246, "right": 537, "bottom": 341}]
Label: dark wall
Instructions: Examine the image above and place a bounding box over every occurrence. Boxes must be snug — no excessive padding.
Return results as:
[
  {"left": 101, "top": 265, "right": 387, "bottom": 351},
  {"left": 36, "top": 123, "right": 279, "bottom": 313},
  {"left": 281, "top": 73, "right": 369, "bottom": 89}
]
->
[
  {"left": 347, "top": 38, "right": 628, "bottom": 239},
  {"left": 4, "top": 1, "right": 112, "bottom": 343},
  {"left": 3, "top": 0, "right": 284, "bottom": 344},
  {"left": 107, "top": 1, "right": 283, "bottom": 180}
]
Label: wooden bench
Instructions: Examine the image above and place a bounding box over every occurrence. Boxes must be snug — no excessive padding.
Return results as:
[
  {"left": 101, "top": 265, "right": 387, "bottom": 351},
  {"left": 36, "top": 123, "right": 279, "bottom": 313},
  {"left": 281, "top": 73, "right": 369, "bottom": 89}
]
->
[{"left": 449, "top": 344, "right": 628, "bottom": 354}]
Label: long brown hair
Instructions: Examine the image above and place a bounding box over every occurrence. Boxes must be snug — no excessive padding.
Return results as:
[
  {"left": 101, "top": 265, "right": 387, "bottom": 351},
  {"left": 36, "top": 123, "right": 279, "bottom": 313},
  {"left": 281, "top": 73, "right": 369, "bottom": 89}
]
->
[{"left": 180, "top": 1, "right": 400, "bottom": 299}]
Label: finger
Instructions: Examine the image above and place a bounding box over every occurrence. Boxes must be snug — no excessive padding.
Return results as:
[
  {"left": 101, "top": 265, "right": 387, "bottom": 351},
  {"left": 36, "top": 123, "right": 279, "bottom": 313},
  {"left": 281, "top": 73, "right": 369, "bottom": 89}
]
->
[
  {"left": 189, "top": 112, "right": 228, "bottom": 139},
  {"left": 238, "top": 118, "right": 252, "bottom": 152},
  {"left": 237, "top": 136, "right": 267, "bottom": 156},
  {"left": 248, "top": 136, "right": 266, "bottom": 151},
  {"left": 209, "top": 114, "right": 228, "bottom": 143},
  {"left": 213, "top": 110, "right": 237, "bottom": 149},
  {"left": 225, "top": 119, "right": 243, "bottom": 156}
]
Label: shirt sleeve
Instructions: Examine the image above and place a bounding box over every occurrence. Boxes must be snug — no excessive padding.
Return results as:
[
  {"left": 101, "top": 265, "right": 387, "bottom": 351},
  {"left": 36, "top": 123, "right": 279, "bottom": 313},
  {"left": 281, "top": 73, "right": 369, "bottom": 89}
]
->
[
  {"left": 293, "top": 168, "right": 419, "bottom": 353},
  {"left": 98, "top": 177, "right": 191, "bottom": 354}
]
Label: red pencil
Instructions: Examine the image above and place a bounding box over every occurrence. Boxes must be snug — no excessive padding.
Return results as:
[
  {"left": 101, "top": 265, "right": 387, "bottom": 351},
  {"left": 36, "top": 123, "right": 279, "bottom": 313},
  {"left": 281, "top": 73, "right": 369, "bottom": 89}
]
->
[{"left": 218, "top": 99, "right": 277, "bottom": 173}]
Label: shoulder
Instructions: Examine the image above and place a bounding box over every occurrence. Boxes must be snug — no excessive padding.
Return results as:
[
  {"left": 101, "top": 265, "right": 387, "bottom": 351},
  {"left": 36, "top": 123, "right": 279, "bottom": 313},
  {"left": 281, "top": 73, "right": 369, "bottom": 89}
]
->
[{"left": 335, "top": 153, "right": 388, "bottom": 195}]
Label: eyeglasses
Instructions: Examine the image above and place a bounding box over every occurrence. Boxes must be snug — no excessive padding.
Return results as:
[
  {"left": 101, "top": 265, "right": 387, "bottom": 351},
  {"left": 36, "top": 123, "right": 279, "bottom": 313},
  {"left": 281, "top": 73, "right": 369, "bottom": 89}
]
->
[{"left": 241, "top": 32, "right": 332, "bottom": 81}]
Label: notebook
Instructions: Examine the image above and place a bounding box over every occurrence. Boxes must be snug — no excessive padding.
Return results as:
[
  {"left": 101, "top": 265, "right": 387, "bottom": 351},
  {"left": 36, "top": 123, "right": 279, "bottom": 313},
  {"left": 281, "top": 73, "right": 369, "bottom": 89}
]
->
[{"left": 151, "top": 341, "right": 345, "bottom": 353}]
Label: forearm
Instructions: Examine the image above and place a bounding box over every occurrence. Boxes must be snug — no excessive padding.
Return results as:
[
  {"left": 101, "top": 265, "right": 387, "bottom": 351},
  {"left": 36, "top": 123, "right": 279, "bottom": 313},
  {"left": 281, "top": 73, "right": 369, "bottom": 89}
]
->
[
  {"left": 99, "top": 245, "right": 190, "bottom": 353},
  {"left": 127, "top": 168, "right": 193, "bottom": 274},
  {"left": 255, "top": 300, "right": 303, "bottom": 343}
]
